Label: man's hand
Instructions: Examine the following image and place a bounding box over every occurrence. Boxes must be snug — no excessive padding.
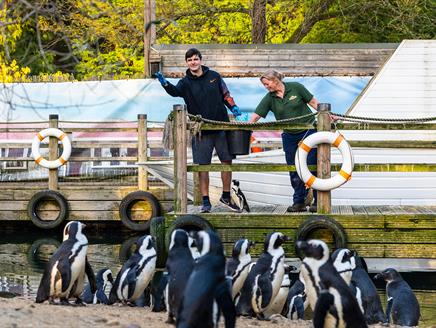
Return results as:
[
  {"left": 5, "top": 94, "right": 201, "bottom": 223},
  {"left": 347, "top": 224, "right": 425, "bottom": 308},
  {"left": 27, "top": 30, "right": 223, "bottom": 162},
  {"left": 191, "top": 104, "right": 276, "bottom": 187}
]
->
[
  {"left": 154, "top": 71, "right": 168, "bottom": 86},
  {"left": 230, "top": 105, "right": 241, "bottom": 117}
]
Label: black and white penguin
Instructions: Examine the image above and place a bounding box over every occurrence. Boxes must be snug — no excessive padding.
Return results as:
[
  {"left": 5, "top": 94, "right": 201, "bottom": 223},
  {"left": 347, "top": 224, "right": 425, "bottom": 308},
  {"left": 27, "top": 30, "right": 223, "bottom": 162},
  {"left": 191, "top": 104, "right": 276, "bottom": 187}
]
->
[
  {"left": 331, "top": 248, "right": 364, "bottom": 314},
  {"left": 251, "top": 232, "right": 289, "bottom": 319},
  {"left": 374, "top": 268, "right": 420, "bottom": 326},
  {"left": 226, "top": 238, "right": 254, "bottom": 300},
  {"left": 263, "top": 264, "right": 295, "bottom": 318},
  {"left": 109, "top": 235, "right": 156, "bottom": 305},
  {"left": 351, "top": 252, "right": 385, "bottom": 324},
  {"left": 231, "top": 180, "right": 250, "bottom": 212},
  {"left": 36, "top": 221, "right": 96, "bottom": 305},
  {"left": 282, "top": 277, "right": 307, "bottom": 320},
  {"left": 297, "top": 239, "right": 367, "bottom": 328},
  {"left": 177, "top": 230, "right": 236, "bottom": 328},
  {"left": 165, "top": 229, "right": 195, "bottom": 324},
  {"left": 236, "top": 232, "right": 288, "bottom": 318},
  {"left": 82, "top": 268, "right": 113, "bottom": 304}
]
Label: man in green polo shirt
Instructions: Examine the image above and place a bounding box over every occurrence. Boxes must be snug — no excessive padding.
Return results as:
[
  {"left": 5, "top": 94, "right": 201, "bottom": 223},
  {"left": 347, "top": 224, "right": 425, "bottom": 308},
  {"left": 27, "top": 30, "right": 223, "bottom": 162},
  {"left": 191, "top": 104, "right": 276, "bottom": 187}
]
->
[{"left": 249, "top": 70, "right": 319, "bottom": 212}]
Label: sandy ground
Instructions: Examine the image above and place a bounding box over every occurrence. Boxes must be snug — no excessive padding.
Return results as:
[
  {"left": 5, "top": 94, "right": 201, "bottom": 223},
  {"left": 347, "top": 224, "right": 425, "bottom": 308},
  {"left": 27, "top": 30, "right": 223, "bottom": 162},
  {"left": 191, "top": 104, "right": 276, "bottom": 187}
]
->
[
  {"left": 0, "top": 297, "right": 416, "bottom": 328},
  {"left": 0, "top": 297, "right": 312, "bottom": 328}
]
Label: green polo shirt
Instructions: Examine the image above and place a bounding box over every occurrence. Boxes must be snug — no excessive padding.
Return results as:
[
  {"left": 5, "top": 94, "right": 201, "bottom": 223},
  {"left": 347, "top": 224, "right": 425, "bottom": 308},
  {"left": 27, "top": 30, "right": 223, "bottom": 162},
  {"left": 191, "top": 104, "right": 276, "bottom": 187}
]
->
[{"left": 255, "top": 82, "right": 315, "bottom": 132}]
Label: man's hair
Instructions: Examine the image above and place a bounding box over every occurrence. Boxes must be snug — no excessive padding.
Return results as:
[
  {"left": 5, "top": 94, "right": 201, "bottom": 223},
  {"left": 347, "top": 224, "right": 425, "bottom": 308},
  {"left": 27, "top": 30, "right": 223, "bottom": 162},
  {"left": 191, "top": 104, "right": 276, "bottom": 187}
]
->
[
  {"left": 185, "top": 48, "right": 202, "bottom": 61},
  {"left": 260, "top": 70, "right": 284, "bottom": 82}
]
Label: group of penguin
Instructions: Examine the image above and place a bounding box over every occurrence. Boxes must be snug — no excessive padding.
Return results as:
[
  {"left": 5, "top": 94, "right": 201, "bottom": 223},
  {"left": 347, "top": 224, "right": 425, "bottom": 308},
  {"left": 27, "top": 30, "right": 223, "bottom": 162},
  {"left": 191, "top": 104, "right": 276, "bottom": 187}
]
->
[{"left": 35, "top": 221, "right": 421, "bottom": 328}]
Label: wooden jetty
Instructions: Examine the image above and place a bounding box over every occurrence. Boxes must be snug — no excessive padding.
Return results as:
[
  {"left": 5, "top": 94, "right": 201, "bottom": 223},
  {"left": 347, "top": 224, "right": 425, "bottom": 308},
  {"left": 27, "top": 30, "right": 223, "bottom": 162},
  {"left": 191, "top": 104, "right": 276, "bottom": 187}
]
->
[
  {"left": 157, "top": 105, "right": 435, "bottom": 268},
  {"left": 0, "top": 115, "right": 173, "bottom": 224}
]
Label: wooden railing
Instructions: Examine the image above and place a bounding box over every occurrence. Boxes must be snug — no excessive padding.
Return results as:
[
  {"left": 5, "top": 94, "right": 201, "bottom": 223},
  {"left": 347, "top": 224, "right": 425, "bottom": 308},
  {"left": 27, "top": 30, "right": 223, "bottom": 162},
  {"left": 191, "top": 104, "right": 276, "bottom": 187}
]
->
[
  {"left": 0, "top": 114, "right": 166, "bottom": 190},
  {"left": 171, "top": 104, "right": 436, "bottom": 214}
]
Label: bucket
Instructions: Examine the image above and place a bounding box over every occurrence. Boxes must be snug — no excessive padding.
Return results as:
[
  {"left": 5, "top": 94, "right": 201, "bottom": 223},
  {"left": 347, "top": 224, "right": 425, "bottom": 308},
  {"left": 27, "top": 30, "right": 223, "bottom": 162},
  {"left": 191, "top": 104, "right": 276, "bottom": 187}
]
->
[{"left": 226, "top": 130, "right": 253, "bottom": 155}]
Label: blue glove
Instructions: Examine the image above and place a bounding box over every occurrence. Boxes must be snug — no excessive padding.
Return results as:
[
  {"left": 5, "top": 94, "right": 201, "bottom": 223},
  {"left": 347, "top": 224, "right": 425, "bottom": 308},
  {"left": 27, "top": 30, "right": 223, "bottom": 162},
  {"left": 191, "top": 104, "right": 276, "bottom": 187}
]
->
[
  {"left": 154, "top": 71, "right": 168, "bottom": 86},
  {"left": 230, "top": 105, "right": 241, "bottom": 117}
]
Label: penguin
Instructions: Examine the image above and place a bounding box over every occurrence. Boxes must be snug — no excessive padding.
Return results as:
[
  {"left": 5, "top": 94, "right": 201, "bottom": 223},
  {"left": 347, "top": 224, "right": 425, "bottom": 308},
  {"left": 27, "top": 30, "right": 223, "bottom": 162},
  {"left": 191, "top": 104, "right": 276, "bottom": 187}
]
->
[
  {"left": 226, "top": 238, "right": 254, "bottom": 301},
  {"left": 282, "top": 277, "right": 307, "bottom": 320},
  {"left": 109, "top": 235, "right": 156, "bottom": 305},
  {"left": 36, "top": 221, "right": 96, "bottom": 305},
  {"left": 82, "top": 268, "right": 113, "bottom": 304},
  {"left": 236, "top": 232, "right": 289, "bottom": 319},
  {"left": 331, "top": 248, "right": 364, "bottom": 314},
  {"left": 177, "top": 230, "right": 236, "bottom": 328},
  {"left": 331, "top": 248, "right": 355, "bottom": 285},
  {"left": 297, "top": 239, "right": 367, "bottom": 328},
  {"left": 350, "top": 251, "right": 385, "bottom": 324},
  {"left": 263, "top": 264, "right": 295, "bottom": 318},
  {"left": 374, "top": 268, "right": 420, "bottom": 326},
  {"left": 165, "top": 229, "right": 195, "bottom": 324},
  {"left": 230, "top": 180, "right": 250, "bottom": 212}
]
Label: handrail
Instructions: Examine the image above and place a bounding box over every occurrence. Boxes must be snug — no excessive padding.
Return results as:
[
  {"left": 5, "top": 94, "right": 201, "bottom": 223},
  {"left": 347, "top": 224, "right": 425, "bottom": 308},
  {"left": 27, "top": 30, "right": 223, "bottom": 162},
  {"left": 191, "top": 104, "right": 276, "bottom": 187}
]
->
[{"left": 172, "top": 104, "right": 436, "bottom": 215}]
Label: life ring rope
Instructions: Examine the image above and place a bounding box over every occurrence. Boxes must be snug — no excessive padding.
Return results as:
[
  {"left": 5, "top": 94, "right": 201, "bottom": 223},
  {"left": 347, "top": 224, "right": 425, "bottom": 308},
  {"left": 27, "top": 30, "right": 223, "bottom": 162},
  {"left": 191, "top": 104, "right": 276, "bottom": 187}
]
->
[
  {"left": 32, "top": 128, "right": 71, "bottom": 169},
  {"left": 295, "top": 131, "right": 354, "bottom": 191}
]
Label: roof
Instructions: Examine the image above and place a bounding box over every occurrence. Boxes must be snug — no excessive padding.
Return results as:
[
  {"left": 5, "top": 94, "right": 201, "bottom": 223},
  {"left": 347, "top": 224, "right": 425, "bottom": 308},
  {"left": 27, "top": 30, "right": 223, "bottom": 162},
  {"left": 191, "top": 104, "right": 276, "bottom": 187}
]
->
[{"left": 347, "top": 40, "right": 436, "bottom": 120}]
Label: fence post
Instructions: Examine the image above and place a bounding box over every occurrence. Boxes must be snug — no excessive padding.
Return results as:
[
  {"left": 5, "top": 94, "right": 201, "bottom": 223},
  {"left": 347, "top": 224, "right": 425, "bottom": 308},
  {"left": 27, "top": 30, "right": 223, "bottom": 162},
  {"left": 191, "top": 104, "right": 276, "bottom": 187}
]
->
[
  {"left": 48, "top": 114, "right": 59, "bottom": 190},
  {"left": 138, "top": 114, "right": 148, "bottom": 190},
  {"left": 317, "top": 103, "right": 331, "bottom": 213},
  {"left": 173, "top": 105, "right": 187, "bottom": 213},
  {"left": 193, "top": 173, "right": 201, "bottom": 205}
]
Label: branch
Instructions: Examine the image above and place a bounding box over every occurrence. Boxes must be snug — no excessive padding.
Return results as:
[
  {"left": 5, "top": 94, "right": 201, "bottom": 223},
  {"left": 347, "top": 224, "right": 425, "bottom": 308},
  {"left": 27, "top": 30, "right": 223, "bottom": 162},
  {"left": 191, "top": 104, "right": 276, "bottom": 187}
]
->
[{"left": 285, "top": 0, "right": 335, "bottom": 43}]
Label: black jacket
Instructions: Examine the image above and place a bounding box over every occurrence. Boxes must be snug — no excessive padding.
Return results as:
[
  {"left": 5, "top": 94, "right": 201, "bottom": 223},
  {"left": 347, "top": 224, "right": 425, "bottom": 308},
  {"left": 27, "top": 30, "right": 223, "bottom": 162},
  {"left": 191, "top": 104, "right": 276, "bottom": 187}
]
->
[{"left": 163, "top": 66, "right": 236, "bottom": 123}]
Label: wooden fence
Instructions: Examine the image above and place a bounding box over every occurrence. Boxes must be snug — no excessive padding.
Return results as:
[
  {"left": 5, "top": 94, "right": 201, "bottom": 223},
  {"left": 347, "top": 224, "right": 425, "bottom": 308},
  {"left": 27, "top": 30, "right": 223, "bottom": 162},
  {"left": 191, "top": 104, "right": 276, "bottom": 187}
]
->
[{"left": 0, "top": 115, "right": 173, "bottom": 222}]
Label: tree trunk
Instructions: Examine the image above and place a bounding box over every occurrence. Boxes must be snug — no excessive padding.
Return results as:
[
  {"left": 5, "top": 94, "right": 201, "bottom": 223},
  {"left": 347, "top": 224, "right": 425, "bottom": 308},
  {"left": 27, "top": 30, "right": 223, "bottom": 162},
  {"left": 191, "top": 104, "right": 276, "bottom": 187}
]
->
[{"left": 251, "top": 0, "right": 266, "bottom": 43}]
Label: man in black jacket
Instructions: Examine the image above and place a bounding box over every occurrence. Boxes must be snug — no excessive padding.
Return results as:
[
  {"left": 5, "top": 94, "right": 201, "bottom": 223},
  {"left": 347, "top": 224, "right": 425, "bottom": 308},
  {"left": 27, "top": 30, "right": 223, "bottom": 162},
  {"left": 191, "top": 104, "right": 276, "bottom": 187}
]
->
[{"left": 155, "top": 48, "right": 241, "bottom": 213}]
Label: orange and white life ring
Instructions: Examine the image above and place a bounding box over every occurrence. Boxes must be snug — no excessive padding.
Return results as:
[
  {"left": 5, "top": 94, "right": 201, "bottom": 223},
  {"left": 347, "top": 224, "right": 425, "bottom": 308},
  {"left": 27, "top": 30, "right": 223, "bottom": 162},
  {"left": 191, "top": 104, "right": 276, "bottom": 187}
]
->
[
  {"left": 295, "top": 131, "right": 353, "bottom": 191},
  {"left": 31, "top": 128, "right": 71, "bottom": 169}
]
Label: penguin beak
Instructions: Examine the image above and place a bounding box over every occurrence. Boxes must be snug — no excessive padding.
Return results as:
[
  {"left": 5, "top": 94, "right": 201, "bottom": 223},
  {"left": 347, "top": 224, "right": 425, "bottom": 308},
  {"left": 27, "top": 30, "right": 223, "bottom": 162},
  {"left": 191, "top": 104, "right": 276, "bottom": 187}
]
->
[
  {"left": 374, "top": 273, "right": 383, "bottom": 280},
  {"left": 282, "top": 235, "right": 291, "bottom": 242},
  {"left": 297, "top": 240, "right": 308, "bottom": 251},
  {"left": 249, "top": 240, "right": 255, "bottom": 247}
]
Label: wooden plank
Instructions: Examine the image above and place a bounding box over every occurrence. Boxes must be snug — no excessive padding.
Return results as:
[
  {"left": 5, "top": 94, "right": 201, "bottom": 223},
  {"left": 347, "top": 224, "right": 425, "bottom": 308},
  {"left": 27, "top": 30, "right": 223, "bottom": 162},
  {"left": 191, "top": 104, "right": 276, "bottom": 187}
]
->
[
  {"left": 221, "top": 243, "right": 435, "bottom": 258},
  {"left": 9, "top": 187, "right": 173, "bottom": 201},
  {"left": 215, "top": 227, "right": 435, "bottom": 244}
]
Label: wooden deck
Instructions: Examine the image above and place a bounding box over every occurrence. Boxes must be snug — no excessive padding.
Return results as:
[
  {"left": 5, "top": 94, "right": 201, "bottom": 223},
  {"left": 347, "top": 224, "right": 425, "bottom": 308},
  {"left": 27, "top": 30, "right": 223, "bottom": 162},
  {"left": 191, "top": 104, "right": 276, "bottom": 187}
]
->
[
  {"left": 165, "top": 205, "right": 436, "bottom": 260},
  {"left": 185, "top": 204, "right": 436, "bottom": 215}
]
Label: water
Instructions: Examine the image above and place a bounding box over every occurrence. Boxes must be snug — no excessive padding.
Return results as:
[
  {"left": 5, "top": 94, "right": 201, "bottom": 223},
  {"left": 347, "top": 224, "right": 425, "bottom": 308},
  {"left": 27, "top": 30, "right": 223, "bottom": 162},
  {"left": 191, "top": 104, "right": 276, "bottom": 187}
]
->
[{"left": 0, "top": 224, "right": 435, "bottom": 326}]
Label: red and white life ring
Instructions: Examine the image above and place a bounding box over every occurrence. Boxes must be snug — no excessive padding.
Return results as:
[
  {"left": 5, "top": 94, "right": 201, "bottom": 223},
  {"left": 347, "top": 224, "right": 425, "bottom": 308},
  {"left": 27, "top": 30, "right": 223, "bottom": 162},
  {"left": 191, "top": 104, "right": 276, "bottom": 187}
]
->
[
  {"left": 31, "top": 128, "right": 71, "bottom": 169},
  {"left": 295, "top": 131, "right": 353, "bottom": 191}
]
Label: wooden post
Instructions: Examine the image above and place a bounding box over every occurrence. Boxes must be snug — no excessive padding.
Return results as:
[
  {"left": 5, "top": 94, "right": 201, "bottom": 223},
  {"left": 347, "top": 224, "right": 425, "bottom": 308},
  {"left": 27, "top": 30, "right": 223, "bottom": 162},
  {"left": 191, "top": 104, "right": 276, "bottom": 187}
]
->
[
  {"left": 317, "top": 103, "right": 331, "bottom": 213},
  {"left": 193, "top": 172, "right": 201, "bottom": 205},
  {"left": 138, "top": 114, "right": 148, "bottom": 190},
  {"left": 48, "top": 114, "right": 59, "bottom": 190},
  {"left": 173, "top": 105, "right": 187, "bottom": 213}
]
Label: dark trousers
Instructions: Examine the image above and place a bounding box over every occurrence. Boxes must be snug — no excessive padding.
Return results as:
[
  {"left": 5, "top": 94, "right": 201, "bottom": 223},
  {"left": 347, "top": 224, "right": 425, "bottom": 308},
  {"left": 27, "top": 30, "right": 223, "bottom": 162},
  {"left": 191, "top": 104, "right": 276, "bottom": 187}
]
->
[{"left": 282, "top": 129, "right": 317, "bottom": 204}]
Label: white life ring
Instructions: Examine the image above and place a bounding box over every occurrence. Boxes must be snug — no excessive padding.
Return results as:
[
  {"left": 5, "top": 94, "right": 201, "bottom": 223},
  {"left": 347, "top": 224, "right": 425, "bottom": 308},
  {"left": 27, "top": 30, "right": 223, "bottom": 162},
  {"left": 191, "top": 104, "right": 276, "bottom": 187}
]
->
[
  {"left": 32, "top": 128, "right": 71, "bottom": 169},
  {"left": 295, "top": 131, "right": 353, "bottom": 191}
]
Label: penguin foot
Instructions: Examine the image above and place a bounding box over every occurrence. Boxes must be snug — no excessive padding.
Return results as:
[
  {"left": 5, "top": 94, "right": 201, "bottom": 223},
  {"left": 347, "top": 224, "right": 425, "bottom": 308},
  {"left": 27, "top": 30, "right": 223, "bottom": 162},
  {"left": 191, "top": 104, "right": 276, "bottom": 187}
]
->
[
  {"left": 256, "top": 313, "right": 269, "bottom": 321},
  {"left": 165, "top": 315, "right": 175, "bottom": 324},
  {"left": 59, "top": 298, "right": 71, "bottom": 306},
  {"left": 74, "top": 298, "right": 85, "bottom": 306},
  {"left": 382, "top": 321, "right": 390, "bottom": 327}
]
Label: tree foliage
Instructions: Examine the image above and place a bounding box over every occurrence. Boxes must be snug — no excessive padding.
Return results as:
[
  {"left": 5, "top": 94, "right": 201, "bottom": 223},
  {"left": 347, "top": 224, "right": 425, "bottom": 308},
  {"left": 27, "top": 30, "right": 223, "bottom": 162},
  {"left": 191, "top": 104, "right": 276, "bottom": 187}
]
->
[{"left": 0, "top": 0, "right": 434, "bottom": 80}]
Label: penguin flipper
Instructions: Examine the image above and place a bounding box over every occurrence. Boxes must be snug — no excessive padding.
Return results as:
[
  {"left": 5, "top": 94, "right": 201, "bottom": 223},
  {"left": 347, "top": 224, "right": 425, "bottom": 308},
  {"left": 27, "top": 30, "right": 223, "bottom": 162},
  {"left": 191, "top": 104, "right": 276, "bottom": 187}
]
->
[
  {"left": 36, "top": 271, "right": 51, "bottom": 303},
  {"left": 215, "top": 279, "right": 236, "bottom": 328},
  {"left": 125, "top": 268, "right": 138, "bottom": 300},
  {"left": 313, "top": 290, "right": 335, "bottom": 328},
  {"left": 384, "top": 297, "right": 393, "bottom": 324},
  {"left": 95, "top": 289, "right": 110, "bottom": 304},
  {"left": 294, "top": 296, "right": 306, "bottom": 319},
  {"left": 58, "top": 261, "right": 72, "bottom": 293},
  {"left": 85, "top": 257, "right": 97, "bottom": 294}
]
